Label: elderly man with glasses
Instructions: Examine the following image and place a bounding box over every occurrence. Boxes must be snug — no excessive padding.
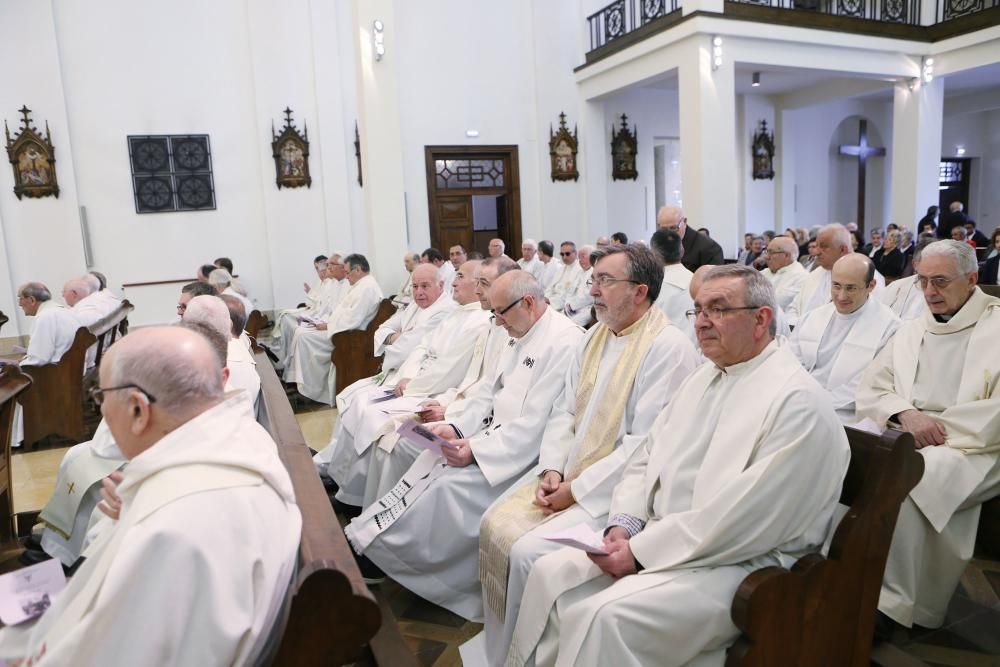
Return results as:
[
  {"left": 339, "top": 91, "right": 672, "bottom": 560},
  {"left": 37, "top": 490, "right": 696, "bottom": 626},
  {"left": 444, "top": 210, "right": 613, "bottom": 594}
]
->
[
  {"left": 858, "top": 239, "right": 1000, "bottom": 637},
  {"left": 507, "top": 264, "right": 848, "bottom": 667},
  {"left": 271, "top": 253, "right": 349, "bottom": 365},
  {"left": 760, "top": 236, "right": 808, "bottom": 312},
  {"left": 544, "top": 241, "right": 584, "bottom": 311},
  {"left": 345, "top": 270, "right": 583, "bottom": 615}
]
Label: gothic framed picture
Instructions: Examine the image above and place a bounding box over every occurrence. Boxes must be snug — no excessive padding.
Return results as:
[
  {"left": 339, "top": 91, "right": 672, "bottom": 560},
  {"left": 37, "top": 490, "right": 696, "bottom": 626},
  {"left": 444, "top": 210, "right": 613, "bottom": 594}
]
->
[
  {"left": 752, "top": 119, "right": 775, "bottom": 181},
  {"left": 271, "top": 107, "right": 311, "bottom": 189},
  {"left": 548, "top": 112, "right": 579, "bottom": 182},
  {"left": 610, "top": 113, "right": 638, "bottom": 181},
  {"left": 4, "top": 106, "right": 59, "bottom": 200}
]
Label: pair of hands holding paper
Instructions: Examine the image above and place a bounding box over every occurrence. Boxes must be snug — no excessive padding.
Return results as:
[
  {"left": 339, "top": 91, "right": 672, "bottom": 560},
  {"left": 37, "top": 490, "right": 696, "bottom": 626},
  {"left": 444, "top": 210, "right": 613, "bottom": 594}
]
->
[{"left": 426, "top": 423, "right": 475, "bottom": 467}]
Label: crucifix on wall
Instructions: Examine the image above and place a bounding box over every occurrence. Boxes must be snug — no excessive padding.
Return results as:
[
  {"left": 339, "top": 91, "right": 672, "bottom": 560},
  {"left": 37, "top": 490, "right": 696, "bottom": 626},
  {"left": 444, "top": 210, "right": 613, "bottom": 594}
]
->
[{"left": 838, "top": 119, "right": 885, "bottom": 236}]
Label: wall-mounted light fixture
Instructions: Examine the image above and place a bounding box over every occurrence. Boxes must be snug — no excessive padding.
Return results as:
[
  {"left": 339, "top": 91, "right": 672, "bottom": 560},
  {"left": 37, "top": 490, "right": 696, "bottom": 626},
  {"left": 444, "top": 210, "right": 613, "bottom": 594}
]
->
[
  {"left": 752, "top": 71, "right": 761, "bottom": 87},
  {"left": 712, "top": 36, "right": 723, "bottom": 71},
  {"left": 465, "top": 130, "right": 480, "bottom": 138},
  {"left": 922, "top": 56, "right": 934, "bottom": 83},
  {"left": 373, "top": 19, "right": 386, "bottom": 61},
  {"left": 956, "top": 146, "right": 966, "bottom": 156}
]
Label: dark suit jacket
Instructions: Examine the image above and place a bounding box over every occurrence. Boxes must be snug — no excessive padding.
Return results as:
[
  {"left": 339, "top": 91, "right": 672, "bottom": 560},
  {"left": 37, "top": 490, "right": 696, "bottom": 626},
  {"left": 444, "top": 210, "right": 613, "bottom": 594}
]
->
[
  {"left": 970, "top": 230, "right": 989, "bottom": 247},
  {"left": 681, "top": 226, "right": 725, "bottom": 272},
  {"left": 938, "top": 211, "right": 970, "bottom": 239},
  {"left": 874, "top": 248, "right": 906, "bottom": 279},
  {"left": 980, "top": 254, "right": 999, "bottom": 286}
]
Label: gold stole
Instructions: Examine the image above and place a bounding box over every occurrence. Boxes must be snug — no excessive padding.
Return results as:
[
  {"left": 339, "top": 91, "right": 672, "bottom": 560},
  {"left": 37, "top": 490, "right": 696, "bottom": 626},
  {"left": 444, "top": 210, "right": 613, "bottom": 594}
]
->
[{"left": 478, "top": 306, "right": 668, "bottom": 620}]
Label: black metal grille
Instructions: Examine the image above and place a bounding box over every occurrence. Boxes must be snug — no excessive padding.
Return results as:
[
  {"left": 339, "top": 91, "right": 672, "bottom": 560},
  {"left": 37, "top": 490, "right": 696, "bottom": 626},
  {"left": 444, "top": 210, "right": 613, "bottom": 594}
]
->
[
  {"left": 939, "top": 161, "right": 963, "bottom": 183},
  {"left": 434, "top": 159, "right": 505, "bottom": 189},
  {"left": 587, "top": 0, "right": 680, "bottom": 52},
  {"left": 937, "top": 0, "right": 998, "bottom": 20},
  {"left": 128, "top": 135, "right": 216, "bottom": 213},
  {"left": 727, "top": 0, "right": 919, "bottom": 22}
]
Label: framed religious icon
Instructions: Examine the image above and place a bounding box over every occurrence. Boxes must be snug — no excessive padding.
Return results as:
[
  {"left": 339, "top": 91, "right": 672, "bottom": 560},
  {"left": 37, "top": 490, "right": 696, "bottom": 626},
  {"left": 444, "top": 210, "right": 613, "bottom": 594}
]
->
[
  {"left": 271, "top": 107, "right": 311, "bottom": 189},
  {"left": 752, "top": 119, "right": 775, "bottom": 180},
  {"left": 610, "top": 113, "right": 638, "bottom": 181},
  {"left": 4, "top": 106, "right": 59, "bottom": 200},
  {"left": 548, "top": 112, "right": 579, "bottom": 182}
]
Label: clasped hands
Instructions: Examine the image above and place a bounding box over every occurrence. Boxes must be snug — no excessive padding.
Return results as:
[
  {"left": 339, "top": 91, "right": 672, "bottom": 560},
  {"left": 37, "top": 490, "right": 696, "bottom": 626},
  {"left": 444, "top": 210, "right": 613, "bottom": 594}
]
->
[
  {"left": 897, "top": 409, "right": 948, "bottom": 449},
  {"left": 533, "top": 470, "right": 575, "bottom": 515}
]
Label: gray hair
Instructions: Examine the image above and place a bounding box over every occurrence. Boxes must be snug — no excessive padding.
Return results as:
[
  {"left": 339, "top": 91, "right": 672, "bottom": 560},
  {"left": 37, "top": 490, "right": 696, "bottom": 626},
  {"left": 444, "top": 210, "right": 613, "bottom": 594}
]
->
[
  {"left": 183, "top": 295, "right": 234, "bottom": 340},
  {"left": 702, "top": 264, "right": 778, "bottom": 337},
  {"left": 482, "top": 255, "right": 519, "bottom": 276},
  {"left": 17, "top": 282, "right": 51, "bottom": 302},
  {"left": 886, "top": 229, "right": 902, "bottom": 245},
  {"left": 920, "top": 239, "right": 978, "bottom": 275},
  {"left": 177, "top": 320, "right": 228, "bottom": 370},
  {"left": 819, "top": 223, "right": 852, "bottom": 251},
  {"left": 522, "top": 238, "right": 537, "bottom": 249},
  {"left": 771, "top": 236, "right": 799, "bottom": 260},
  {"left": 207, "top": 268, "right": 232, "bottom": 289},
  {"left": 589, "top": 243, "right": 664, "bottom": 304},
  {"left": 219, "top": 295, "right": 247, "bottom": 337},
  {"left": 89, "top": 271, "right": 108, "bottom": 290},
  {"left": 64, "top": 278, "right": 95, "bottom": 298},
  {"left": 109, "top": 327, "right": 224, "bottom": 413},
  {"left": 502, "top": 270, "right": 544, "bottom": 302}
]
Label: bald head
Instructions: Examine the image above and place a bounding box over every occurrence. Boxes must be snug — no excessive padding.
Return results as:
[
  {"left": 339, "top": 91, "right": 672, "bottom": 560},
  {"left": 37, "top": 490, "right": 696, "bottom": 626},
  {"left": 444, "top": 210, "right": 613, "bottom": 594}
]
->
[
  {"left": 657, "top": 206, "right": 687, "bottom": 235},
  {"left": 62, "top": 278, "right": 95, "bottom": 307},
  {"left": 83, "top": 274, "right": 102, "bottom": 292},
  {"left": 689, "top": 264, "right": 715, "bottom": 300},
  {"left": 183, "top": 295, "right": 233, "bottom": 340},
  {"left": 830, "top": 253, "right": 876, "bottom": 314}
]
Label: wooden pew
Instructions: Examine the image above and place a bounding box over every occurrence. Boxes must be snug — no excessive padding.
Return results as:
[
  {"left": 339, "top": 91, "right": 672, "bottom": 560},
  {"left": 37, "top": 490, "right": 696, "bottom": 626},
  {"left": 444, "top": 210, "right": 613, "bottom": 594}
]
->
[
  {"left": 18, "top": 327, "right": 97, "bottom": 448},
  {"left": 331, "top": 299, "right": 396, "bottom": 396},
  {"left": 726, "top": 427, "right": 924, "bottom": 667},
  {"left": 89, "top": 299, "right": 134, "bottom": 370},
  {"left": 0, "top": 311, "right": 8, "bottom": 336},
  {"left": 0, "top": 365, "right": 32, "bottom": 542},
  {"left": 245, "top": 309, "right": 267, "bottom": 354},
  {"left": 974, "top": 286, "right": 1000, "bottom": 558},
  {"left": 253, "top": 352, "right": 416, "bottom": 666}
]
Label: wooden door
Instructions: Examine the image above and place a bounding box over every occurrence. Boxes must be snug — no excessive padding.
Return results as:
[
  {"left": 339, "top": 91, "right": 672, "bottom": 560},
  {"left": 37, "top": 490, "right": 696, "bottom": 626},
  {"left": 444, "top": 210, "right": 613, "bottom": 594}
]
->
[{"left": 434, "top": 196, "right": 474, "bottom": 252}]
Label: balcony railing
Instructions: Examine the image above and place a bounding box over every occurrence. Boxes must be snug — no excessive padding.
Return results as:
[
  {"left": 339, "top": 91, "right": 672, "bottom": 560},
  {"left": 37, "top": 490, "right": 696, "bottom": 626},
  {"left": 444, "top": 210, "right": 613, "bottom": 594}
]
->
[
  {"left": 936, "top": 0, "right": 998, "bottom": 21},
  {"left": 728, "top": 0, "right": 919, "bottom": 24},
  {"left": 586, "top": 0, "right": 681, "bottom": 52}
]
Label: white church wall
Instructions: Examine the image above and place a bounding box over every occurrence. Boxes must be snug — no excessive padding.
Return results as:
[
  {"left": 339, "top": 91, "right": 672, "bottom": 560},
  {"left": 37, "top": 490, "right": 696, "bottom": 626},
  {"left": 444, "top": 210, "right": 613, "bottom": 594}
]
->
[
  {"left": 740, "top": 94, "right": 777, "bottom": 237},
  {"left": 942, "top": 110, "right": 987, "bottom": 220},
  {"left": 980, "top": 109, "right": 1000, "bottom": 230},
  {"left": 0, "top": 1, "right": 87, "bottom": 335}
]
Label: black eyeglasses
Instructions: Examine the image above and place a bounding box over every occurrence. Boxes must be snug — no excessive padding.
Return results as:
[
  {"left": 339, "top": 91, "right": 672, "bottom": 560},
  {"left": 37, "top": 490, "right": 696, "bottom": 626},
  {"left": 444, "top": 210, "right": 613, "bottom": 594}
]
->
[
  {"left": 685, "top": 305, "right": 761, "bottom": 322},
  {"left": 90, "top": 384, "right": 157, "bottom": 407},
  {"left": 587, "top": 276, "right": 640, "bottom": 289},
  {"left": 491, "top": 296, "right": 525, "bottom": 318},
  {"left": 560, "top": 252, "right": 574, "bottom": 256}
]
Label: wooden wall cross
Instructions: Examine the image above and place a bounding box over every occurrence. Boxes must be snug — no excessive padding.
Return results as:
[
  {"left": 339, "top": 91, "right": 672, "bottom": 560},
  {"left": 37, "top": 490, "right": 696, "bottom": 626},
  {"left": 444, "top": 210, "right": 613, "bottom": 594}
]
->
[{"left": 838, "top": 119, "right": 885, "bottom": 236}]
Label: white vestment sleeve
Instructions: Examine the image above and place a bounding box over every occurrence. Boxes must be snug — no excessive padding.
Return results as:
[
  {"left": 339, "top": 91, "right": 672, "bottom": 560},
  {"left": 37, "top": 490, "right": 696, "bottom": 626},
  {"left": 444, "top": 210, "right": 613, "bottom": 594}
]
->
[
  {"left": 535, "top": 353, "right": 581, "bottom": 475},
  {"left": 373, "top": 306, "right": 407, "bottom": 356},
  {"left": 329, "top": 281, "right": 382, "bottom": 335},
  {"left": 855, "top": 336, "right": 916, "bottom": 426}
]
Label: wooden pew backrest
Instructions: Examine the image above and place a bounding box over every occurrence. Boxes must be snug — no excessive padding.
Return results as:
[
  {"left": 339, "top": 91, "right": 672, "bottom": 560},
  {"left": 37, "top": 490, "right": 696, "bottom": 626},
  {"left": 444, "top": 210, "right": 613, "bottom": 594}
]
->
[
  {"left": 18, "top": 327, "right": 97, "bottom": 447},
  {"left": 0, "top": 365, "right": 32, "bottom": 541},
  {"left": 331, "top": 298, "right": 396, "bottom": 396},
  {"left": 90, "top": 299, "right": 134, "bottom": 369},
  {"left": 726, "top": 427, "right": 924, "bottom": 667},
  {"left": 979, "top": 284, "right": 1000, "bottom": 299},
  {"left": 245, "top": 309, "right": 267, "bottom": 354}
]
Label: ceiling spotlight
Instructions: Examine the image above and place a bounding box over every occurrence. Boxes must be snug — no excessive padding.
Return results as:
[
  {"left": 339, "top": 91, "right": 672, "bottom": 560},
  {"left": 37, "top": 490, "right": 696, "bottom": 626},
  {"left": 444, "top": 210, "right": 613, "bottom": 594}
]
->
[
  {"left": 956, "top": 146, "right": 966, "bottom": 156},
  {"left": 373, "top": 19, "right": 386, "bottom": 62},
  {"left": 752, "top": 72, "right": 761, "bottom": 87},
  {"left": 712, "top": 36, "right": 723, "bottom": 71},
  {"left": 922, "top": 56, "right": 934, "bottom": 83}
]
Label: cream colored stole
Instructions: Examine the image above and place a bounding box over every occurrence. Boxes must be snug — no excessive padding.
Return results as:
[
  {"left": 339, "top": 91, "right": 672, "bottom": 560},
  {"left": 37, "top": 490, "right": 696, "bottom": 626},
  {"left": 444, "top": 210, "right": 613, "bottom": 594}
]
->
[
  {"left": 38, "top": 447, "right": 125, "bottom": 539},
  {"left": 478, "top": 307, "right": 667, "bottom": 620}
]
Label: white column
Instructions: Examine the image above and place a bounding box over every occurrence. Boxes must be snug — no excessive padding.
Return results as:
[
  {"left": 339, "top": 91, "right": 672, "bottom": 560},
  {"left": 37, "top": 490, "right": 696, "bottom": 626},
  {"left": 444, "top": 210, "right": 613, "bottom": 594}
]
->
[
  {"left": 580, "top": 99, "right": 609, "bottom": 243},
  {"left": 889, "top": 77, "right": 944, "bottom": 232},
  {"left": 352, "top": 0, "right": 408, "bottom": 294},
  {"left": 677, "top": 36, "right": 739, "bottom": 256}
]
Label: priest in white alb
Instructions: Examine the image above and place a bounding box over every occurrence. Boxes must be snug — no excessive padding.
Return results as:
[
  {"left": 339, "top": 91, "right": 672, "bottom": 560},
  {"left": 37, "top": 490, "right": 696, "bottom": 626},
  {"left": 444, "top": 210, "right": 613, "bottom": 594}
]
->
[
  {"left": 273, "top": 254, "right": 347, "bottom": 366},
  {"left": 545, "top": 242, "right": 583, "bottom": 311},
  {"left": 787, "top": 224, "right": 884, "bottom": 327},
  {"left": 650, "top": 228, "right": 694, "bottom": 338},
  {"left": 344, "top": 271, "right": 584, "bottom": 618},
  {"left": 0, "top": 327, "right": 299, "bottom": 666},
  {"left": 857, "top": 240, "right": 1000, "bottom": 632},
  {"left": 517, "top": 239, "right": 545, "bottom": 282},
  {"left": 507, "top": 265, "right": 849, "bottom": 667},
  {"left": 315, "top": 263, "right": 467, "bottom": 507},
  {"left": 760, "top": 236, "right": 808, "bottom": 312},
  {"left": 284, "top": 253, "right": 384, "bottom": 405},
  {"left": 562, "top": 245, "right": 595, "bottom": 327},
  {"left": 788, "top": 254, "right": 899, "bottom": 423},
  {"left": 477, "top": 244, "right": 700, "bottom": 665}
]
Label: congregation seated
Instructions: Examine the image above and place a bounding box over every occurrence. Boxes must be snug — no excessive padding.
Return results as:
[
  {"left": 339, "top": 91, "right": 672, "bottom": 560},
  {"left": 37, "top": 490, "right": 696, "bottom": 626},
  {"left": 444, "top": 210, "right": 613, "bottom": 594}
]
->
[
  {"left": 649, "top": 229, "right": 694, "bottom": 338},
  {"left": 478, "top": 244, "right": 699, "bottom": 664},
  {"left": 857, "top": 239, "right": 1000, "bottom": 634},
  {"left": 880, "top": 233, "right": 937, "bottom": 320},
  {"left": 873, "top": 229, "right": 906, "bottom": 280},
  {"left": 208, "top": 267, "right": 254, "bottom": 318},
  {"left": 979, "top": 227, "right": 1000, "bottom": 285},
  {"left": 504, "top": 264, "right": 848, "bottom": 666},
  {"left": 544, "top": 241, "right": 583, "bottom": 310},
  {"left": 487, "top": 237, "right": 507, "bottom": 259},
  {"left": 562, "top": 244, "right": 594, "bottom": 327},
  {"left": 16, "top": 282, "right": 80, "bottom": 368},
  {"left": 517, "top": 238, "right": 545, "bottom": 282},
  {"left": 537, "top": 240, "right": 560, "bottom": 290},
  {"left": 196, "top": 263, "right": 216, "bottom": 283},
  {"left": 283, "top": 253, "right": 384, "bottom": 405},
  {"left": 0, "top": 327, "right": 299, "bottom": 665},
  {"left": 272, "top": 253, "right": 348, "bottom": 361},
  {"left": 760, "top": 236, "right": 808, "bottom": 312},
  {"left": 420, "top": 247, "right": 456, "bottom": 292},
  {"left": 344, "top": 271, "right": 584, "bottom": 619},
  {"left": 176, "top": 280, "right": 218, "bottom": 322},
  {"left": 787, "top": 223, "right": 885, "bottom": 327},
  {"left": 656, "top": 205, "right": 724, "bottom": 271},
  {"left": 394, "top": 251, "right": 420, "bottom": 307},
  {"left": 195, "top": 295, "right": 262, "bottom": 411},
  {"left": 788, "top": 254, "right": 899, "bottom": 423},
  {"left": 317, "top": 259, "right": 493, "bottom": 509}
]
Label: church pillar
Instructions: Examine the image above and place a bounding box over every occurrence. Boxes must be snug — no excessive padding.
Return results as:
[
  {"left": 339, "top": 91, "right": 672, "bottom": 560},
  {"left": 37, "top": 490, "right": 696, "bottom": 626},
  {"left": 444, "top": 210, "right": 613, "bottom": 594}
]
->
[
  {"left": 580, "top": 99, "right": 609, "bottom": 242},
  {"left": 888, "top": 77, "right": 943, "bottom": 232},
  {"left": 352, "top": 0, "right": 408, "bottom": 292},
  {"left": 677, "top": 37, "right": 738, "bottom": 256}
]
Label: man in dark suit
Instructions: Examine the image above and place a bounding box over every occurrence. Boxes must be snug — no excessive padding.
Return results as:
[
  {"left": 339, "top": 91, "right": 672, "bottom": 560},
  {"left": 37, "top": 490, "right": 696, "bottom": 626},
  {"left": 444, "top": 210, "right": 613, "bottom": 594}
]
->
[
  {"left": 964, "top": 221, "right": 989, "bottom": 248},
  {"left": 656, "top": 205, "right": 724, "bottom": 272},
  {"left": 938, "top": 201, "right": 970, "bottom": 240}
]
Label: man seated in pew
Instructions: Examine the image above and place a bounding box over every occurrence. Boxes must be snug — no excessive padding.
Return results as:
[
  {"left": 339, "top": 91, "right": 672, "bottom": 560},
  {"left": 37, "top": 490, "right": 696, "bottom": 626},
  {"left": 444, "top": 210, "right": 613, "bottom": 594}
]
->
[
  {"left": 197, "top": 295, "right": 261, "bottom": 410},
  {"left": 214, "top": 256, "right": 251, "bottom": 300},
  {"left": 505, "top": 264, "right": 849, "bottom": 667},
  {"left": 196, "top": 263, "right": 216, "bottom": 283},
  {"left": 880, "top": 234, "right": 937, "bottom": 321},
  {"left": 175, "top": 280, "right": 218, "bottom": 322},
  {"left": 650, "top": 229, "right": 694, "bottom": 338},
  {"left": 319, "top": 261, "right": 488, "bottom": 510},
  {"left": 421, "top": 247, "right": 456, "bottom": 293},
  {"left": 0, "top": 326, "right": 300, "bottom": 666},
  {"left": 788, "top": 254, "right": 899, "bottom": 423},
  {"left": 344, "top": 271, "right": 584, "bottom": 618},
  {"left": 284, "top": 253, "right": 384, "bottom": 405},
  {"left": 562, "top": 244, "right": 595, "bottom": 327},
  {"left": 272, "top": 253, "right": 348, "bottom": 364},
  {"left": 208, "top": 267, "right": 254, "bottom": 319},
  {"left": 545, "top": 241, "right": 583, "bottom": 311},
  {"left": 62, "top": 278, "right": 102, "bottom": 328},
  {"left": 16, "top": 282, "right": 82, "bottom": 367},
  {"left": 81, "top": 273, "right": 122, "bottom": 317},
  {"left": 787, "top": 223, "right": 885, "bottom": 327},
  {"left": 477, "top": 244, "right": 699, "bottom": 664},
  {"left": 857, "top": 239, "right": 1000, "bottom": 635},
  {"left": 395, "top": 251, "right": 421, "bottom": 308},
  {"left": 761, "top": 236, "right": 809, "bottom": 312}
]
